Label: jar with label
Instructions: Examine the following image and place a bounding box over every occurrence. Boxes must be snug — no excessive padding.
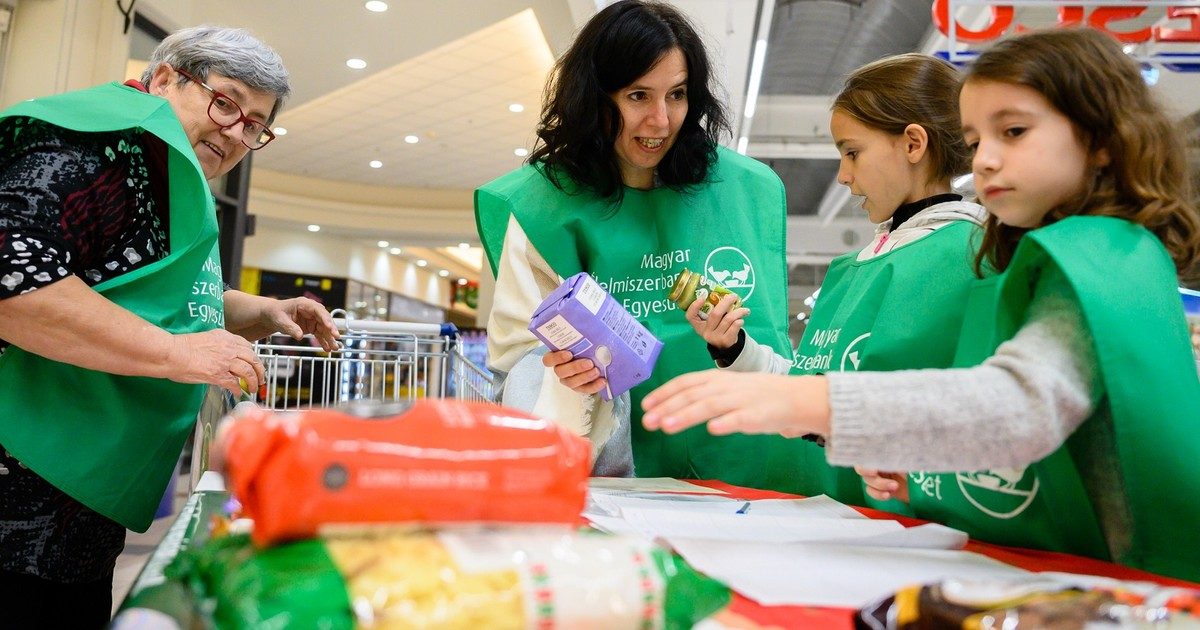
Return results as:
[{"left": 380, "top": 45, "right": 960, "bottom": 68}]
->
[{"left": 666, "top": 268, "right": 741, "bottom": 320}]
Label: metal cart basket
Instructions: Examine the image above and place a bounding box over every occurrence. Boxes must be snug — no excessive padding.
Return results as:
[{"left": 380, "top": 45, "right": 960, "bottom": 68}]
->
[
  {"left": 188, "top": 312, "right": 494, "bottom": 489},
  {"left": 256, "top": 314, "right": 493, "bottom": 408}
]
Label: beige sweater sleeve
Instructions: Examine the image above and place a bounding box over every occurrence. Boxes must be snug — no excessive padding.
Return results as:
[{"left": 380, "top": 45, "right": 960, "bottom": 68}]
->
[{"left": 487, "top": 215, "right": 617, "bottom": 450}]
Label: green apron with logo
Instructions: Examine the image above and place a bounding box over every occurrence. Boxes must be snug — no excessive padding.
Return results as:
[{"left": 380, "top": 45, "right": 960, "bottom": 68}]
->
[
  {"left": 906, "top": 216, "right": 1200, "bottom": 581},
  {"left": 0, "top": 82, "right": 224, "bottom": 532},
  {"left": 477, "top": 147, "right": 808, "bottom": 491},
  {"left": 791, "top": 219, "right": 982, "bottom": 506}
]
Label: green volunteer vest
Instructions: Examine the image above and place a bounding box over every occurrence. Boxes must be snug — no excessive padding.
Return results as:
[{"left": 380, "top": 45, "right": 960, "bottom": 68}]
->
[
  {"left": 791, "top": 218, "right": 983, "bottom": 507},
  {"left": 477, "top": 147, "right": 808, "bottom": 491},
  {"left": 0, "top": 83, "right": 224, "bottom": 532},
  {"left": 906, "top": 216, "right": 1200, "bottom": 581}
]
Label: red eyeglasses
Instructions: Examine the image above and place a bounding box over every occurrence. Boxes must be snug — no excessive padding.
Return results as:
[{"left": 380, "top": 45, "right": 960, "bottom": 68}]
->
[{"left": 175, "top": 67, "right": 276, "bottom": 150}]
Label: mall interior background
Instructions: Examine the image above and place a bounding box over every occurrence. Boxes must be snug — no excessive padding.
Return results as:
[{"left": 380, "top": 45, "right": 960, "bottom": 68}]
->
[{"left": 3, "top": 0, "right": 1198, "bottom": 355}]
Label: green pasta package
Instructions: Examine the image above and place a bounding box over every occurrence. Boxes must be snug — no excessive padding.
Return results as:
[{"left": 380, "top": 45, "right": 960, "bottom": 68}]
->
[{"left": 170, "top": 527, "right": 730, "bottom": 629}]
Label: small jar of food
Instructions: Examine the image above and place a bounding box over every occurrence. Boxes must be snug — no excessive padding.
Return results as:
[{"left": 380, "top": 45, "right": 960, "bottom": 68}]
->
[{"left": 666, "top": 268, "right": 741, "bottom": 320}]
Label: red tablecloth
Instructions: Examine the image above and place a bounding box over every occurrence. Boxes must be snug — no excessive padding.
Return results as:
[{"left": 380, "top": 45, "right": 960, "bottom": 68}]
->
[{"left": 680, "top": 480, "right": 1199, "bottom": 630}]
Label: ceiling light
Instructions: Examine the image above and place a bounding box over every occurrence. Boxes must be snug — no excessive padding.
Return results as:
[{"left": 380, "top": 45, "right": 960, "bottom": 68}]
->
[
  {"left": 508, "top": 103, "right": 524, "bottom": 113},
  {"left": 346, "top": 58, "right": 367, "bottom": 70},
  {"left": 273, "top": 126, "right": 287, "bottom": 136},
  {"left": 438, "top": 270, "right": 450, "bottom": 277},
  {"left": 416, "top": 259, "right": 427, "bottom": 267},
  {"left": 364, "top": 1, "right": 388, "bottom": 12},
  {"left": 458, "top": 242, "right": 470, "bottom": 249},
  {"left": 389, "top": 247, "right": 402, "bottom": 255},
  {"left": 736, "top": 136, "right": 749, "bottom": 155},
  {"left": 377, "top": 240, "right": 389, "bottom": 248},
  {"left": 307, "top": 224, "right": 320, "bottom": 232},
  {"left": 404, "top": 135, "right": 419, "bottom": 144},
  {"left": 369, "top": 160, "right": 383, "bottom": 168},
  {"left": 457, "top": 278, "right": 468, "bottom": 286},
  {"left": 514, "top": 148, "right": 529, "bottom": 157},
  {"left": 1141, "top": 64, "right": 1160, "bottom": 86}
]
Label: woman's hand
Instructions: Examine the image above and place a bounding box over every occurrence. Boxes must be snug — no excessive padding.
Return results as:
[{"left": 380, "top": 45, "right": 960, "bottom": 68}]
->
[
  {"left": 257, "top": 296, "right": 341, "bottom": 351},
  {"left": 686, "top": 293, "right": 748, "bottom": 349},
  {"left": 542, "top": 349, "right": 607, "bottom": 395},
  {"left": 165, "top": 329, "right": 265, "bottom": 397},
  {"left": 856, "top": 467, "right": 910, "bottom": 503},
  {"left": 641, "top": 370, "right": 831, "bottom": 438},
  {"left": 224, "top": 291, "right": 340, "bottom": 351}
]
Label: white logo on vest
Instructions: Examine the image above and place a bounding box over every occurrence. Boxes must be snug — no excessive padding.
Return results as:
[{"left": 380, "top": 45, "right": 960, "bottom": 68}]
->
[
  {"left": 703, "top": 246, "right": 756, "bottom": 303},
  {"left": 840, "top": 332, "right": 870, "bottom": 371},
  {"left": 956, "top": 467, "right": 1040, "bottom": 519}
]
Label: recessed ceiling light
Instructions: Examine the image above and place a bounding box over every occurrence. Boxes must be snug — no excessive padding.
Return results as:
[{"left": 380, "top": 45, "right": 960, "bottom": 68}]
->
[
  {"left": 307, "top": 224, "right": 320, "bottom": 232},
  {"left": 438, "top": 269, "right": 450, "bottom": 277},
  {"left": 404, "top": 135, "right": 419, "bottom": 144},
  {"left": 457, "top": 278, "right": 468, "bottom": 285},
  {"left": 346, "top": 58, "right": 367, "bottom": 70},
  {"left": 416, "top": 259, "right": 428, "bottom": 267},
  {"left": 364, "top": 1, "right": 388, "bottom": 12},
  {"left": 369, "top": 160, "right": 383, "bottom": 168},
  {"left": 273, "top": 126, "right": 287, "bottom": 136},
  {"left": 508, "top": 103, "right": 524, "bottom": 113},
  {"left": 389, "top": 247, "right": 402, "bottom": 255},
  {"left": 458, "top": 242, "right": 470, "bottom": 249},
  {"left": 378, "top": 240, "right": 389, "bottom": 248},
  {"left": 514, "top": 148, "right": 529, "bottom": 157}
]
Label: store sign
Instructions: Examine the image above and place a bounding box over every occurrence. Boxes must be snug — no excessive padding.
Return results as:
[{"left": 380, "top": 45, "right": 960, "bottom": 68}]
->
[{"left": 933, "top": 1, "right": 1200, "bottom": 71}]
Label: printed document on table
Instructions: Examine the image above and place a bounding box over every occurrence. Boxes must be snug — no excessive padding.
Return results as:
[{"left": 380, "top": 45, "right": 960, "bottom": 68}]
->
[{"left": 670, "top": 538, "right": 1029, "bottom": 608}]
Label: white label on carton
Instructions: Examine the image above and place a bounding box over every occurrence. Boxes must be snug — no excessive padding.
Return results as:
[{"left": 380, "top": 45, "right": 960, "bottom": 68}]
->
[
  {"left": 575, "top": 275, "right": 606, "bottom": 315},
  {"left": 535, "top": 314, "right": 583, "bottom": 350}
]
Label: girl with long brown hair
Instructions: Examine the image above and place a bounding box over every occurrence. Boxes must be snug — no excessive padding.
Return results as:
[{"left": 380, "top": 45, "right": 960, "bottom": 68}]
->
[{"left": 642, "top": 28, "right": 1200, "bottom": 581}]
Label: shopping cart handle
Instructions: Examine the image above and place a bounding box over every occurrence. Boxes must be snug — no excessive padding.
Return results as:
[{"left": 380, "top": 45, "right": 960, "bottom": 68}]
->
[{"left": 329, "top": 315, "right": 460, "bottom": 338}]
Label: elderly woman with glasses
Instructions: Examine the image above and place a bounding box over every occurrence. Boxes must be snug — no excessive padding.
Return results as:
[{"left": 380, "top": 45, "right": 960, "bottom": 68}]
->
[{"left": 0, "top": 26, "right": 338, "bottom": 626}]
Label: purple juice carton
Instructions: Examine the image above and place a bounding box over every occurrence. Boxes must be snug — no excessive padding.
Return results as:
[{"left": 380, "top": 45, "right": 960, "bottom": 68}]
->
[{"left": 529, "top": 272, "right": 663, "bottom": 401}]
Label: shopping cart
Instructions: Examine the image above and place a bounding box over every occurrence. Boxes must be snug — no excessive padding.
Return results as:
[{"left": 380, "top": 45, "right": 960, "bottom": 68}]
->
[
  {"left": 255, "top": 313, "right": 494, "bottom": 408},
  {"left": 187, "top": 312, "right": 495, "bottom": 489}
]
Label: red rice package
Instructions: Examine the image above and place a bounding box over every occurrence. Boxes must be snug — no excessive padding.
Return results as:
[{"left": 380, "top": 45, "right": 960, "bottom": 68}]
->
[{"left": 220, "top": 400, "right": 590, "bottom": 546}]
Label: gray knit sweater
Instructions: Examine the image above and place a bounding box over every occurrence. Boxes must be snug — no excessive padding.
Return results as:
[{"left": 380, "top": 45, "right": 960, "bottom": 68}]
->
[{"left": 825, "top": 264, "right": 1097, "bottom": 471}]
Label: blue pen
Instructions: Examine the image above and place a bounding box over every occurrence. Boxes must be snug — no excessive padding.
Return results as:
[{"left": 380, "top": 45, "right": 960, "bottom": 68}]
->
[{"left": 735, "top": 501, "right": 751, "bottom": 514}]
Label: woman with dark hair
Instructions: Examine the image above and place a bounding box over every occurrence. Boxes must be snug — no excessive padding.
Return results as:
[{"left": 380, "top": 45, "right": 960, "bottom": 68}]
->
[{"left": 476, "top": 0, "right": 797, "bottom": 486}]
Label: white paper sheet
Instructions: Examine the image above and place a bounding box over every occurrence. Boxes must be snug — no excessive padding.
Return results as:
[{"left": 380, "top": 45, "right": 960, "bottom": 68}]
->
[
  {"left": 817, "top": 523, "right": 969, "bottom": 550},
  {"left": 585, "top": 490, "right": 736, "bottom": 519},
  {"left": 588, "top": 477, "right": 728, "bottom": 494},
  {"left": 584, "top": 494, "right": 966, "bottom": 550},
  {"left": 670, "top": 538, "right": 1030, "bottom": 608},
  {"left": 619, "top": 507, "right": 904, "bottom": 543}
]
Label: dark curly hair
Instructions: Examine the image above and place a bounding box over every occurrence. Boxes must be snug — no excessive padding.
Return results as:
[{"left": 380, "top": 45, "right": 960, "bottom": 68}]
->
[
  {"left": 965, "top": 28, "right": 1200, "bottom": 282},
  {"left": 528, "top": 0, "right": 729, "bottom": 201}
]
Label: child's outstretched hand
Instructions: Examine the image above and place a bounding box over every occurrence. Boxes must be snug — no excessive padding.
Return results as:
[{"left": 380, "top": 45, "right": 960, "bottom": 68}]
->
[
  {"left": 856, "top": 467, "right": 910, "bottom": 503},
  {"left": 686, "top": 293, "right": 748, "bottom": 349},
  {"left": 642, "top": 370, "right": 830, "bottom": 437}
]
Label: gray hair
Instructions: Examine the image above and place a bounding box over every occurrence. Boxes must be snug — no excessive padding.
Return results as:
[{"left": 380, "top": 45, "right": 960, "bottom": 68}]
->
[{"left": 140, "top": 25, "right": 291, "bottom": 123}]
